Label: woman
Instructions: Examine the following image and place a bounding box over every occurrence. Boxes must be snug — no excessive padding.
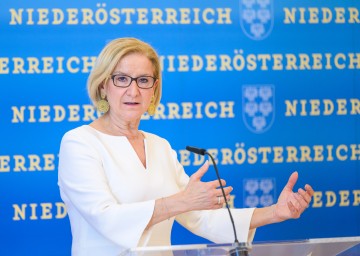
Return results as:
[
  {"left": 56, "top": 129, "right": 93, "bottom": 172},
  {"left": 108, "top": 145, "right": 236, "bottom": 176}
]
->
[{"left": 58, "top": 37, "right": 314, "bottom": 256}]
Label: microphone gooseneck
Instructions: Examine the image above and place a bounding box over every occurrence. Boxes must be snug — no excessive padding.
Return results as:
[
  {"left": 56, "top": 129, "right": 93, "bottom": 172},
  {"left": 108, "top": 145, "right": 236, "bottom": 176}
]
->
[
  {"left": 186, "top": 146, "right": 249, "bottom": 256},
  {"left": 205, "top": 151, "right": 240, "bottom": 245}
]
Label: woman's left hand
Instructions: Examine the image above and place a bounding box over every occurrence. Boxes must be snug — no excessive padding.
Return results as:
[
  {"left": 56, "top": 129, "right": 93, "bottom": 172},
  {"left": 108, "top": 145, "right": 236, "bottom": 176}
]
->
[{"left": 273, "top": 171, "right": 314, "bottom": 221}]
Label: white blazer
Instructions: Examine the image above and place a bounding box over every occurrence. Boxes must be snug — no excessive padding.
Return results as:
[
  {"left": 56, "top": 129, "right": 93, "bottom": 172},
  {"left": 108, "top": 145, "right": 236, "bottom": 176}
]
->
[{"left": 58, "top": 125, "right": 255, "bottom": 256}]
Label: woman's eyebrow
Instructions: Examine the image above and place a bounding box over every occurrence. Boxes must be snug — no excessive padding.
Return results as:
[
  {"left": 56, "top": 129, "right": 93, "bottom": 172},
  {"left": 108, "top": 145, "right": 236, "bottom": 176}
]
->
[
  {"left": 111, "top": 71, "right": 127, "bottom": 75},
  {"left": 111, "top": 72, "right": 153, "bottom": 77}
]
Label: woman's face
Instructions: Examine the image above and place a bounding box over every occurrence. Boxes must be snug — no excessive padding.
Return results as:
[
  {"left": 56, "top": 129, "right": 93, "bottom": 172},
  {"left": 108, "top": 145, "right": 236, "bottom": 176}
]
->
[{"left": 103, "top": 52, "right": 157, "bottom": 122}]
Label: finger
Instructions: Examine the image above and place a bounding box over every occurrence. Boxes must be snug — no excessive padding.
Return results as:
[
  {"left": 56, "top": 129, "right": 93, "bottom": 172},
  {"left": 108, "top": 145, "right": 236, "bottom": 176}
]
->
[
  {"left": 285, "top": 171, "right": 298, "bottom": 191},
  {"left": 215, "top": 195, "right": 227, "bottom": 207},
  {"left": 215, "top": 196, "right": 222, "bottom": 205},
  {"left": 294, "top": 192, "right": 309, "bottom": 210},
  {"left": 208, "top": 179, "right": 227, "bottom": 188},
  {"left": 297, "top": 188, "right": 312, "bottom": 204},
  {"left": 287, "top": 201, "right": 300, "bottom": 218},
  {"left": 286, "top": 191, "right": 304, "bottom": 209},
  {"left": 226, "top": 194, "right": 232, "bottom": 202},
  {"left": 216, "top": 186, "right": 233, "bottom": 197},
  {"left": 190, "top": 161, "right": 209, "bottom": 181},
  {"left": 305, "top": 184, "right": 314, "bottom": 196},
  {"left": 218, "top": 179, "right": 226, "bottom": 187}
]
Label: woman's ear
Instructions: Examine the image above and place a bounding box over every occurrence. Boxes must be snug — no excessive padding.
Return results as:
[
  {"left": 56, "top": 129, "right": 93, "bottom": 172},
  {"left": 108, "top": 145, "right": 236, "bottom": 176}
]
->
[
  {"left": 99, "top": 82, "right": 107, "bottom": 99},
  {"left": 100, "top": 80, "right": 108, "bottom": 92},
  {"left": 154, "top": 79, "right": 159, "bottom": 88}
]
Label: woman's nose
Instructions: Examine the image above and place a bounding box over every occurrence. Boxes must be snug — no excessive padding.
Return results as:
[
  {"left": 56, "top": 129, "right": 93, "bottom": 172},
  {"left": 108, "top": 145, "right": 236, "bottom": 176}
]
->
[{"left": 126, "top": 80, "right": 140, "bottom": 95}]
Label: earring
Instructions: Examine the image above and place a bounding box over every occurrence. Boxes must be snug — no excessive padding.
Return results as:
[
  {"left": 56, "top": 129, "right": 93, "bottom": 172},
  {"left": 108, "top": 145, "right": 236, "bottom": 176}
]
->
[
  {"left": 147, "top": 95, "right": 156, "bottom": 116},
  {"left": 97, "top": 92, "right": 110, "bottom": 113}
]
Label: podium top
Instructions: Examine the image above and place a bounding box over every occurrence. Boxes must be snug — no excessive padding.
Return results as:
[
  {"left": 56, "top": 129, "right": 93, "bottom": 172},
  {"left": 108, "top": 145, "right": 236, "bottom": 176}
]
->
[{"left": 121, "top": 236, "right": 360, "bottom": 256}]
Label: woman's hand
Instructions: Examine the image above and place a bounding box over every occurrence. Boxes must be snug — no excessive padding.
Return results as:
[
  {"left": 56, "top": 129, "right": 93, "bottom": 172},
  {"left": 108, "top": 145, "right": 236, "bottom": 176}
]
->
[
  {"left": 250, "top": 171, "right": 314, "bottom": 229},
  {"left": 182, "top": 161, "right": 233, "bottom": 211},
  {"left": 273, "top": 171, "right": 314, "bottom": 222}
]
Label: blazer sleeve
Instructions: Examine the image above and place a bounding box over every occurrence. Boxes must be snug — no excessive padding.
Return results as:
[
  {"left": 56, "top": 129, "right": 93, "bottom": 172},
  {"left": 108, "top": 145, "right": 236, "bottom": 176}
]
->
[{"left": 171, "top": 149, "right": 256, "bottom": 243}]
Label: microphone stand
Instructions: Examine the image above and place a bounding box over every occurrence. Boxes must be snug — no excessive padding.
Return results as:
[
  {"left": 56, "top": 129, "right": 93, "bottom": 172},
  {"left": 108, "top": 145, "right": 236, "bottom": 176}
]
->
[
  {"left": 186, "top": 146, "right": 250, "bottom": 256},
  {"left": 205, "top": 152, "right": 249, "bottom": 256}
]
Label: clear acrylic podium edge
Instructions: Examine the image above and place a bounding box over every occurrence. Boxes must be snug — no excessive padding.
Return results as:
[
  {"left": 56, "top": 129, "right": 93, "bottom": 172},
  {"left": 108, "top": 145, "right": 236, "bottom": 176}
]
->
[{"left": 121, "top": 236, "right": 360, "bottom": 256}]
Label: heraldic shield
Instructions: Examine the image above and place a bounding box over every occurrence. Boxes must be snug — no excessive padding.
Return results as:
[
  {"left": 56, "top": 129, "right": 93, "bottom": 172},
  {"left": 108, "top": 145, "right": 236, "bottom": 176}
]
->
[
  {"left": 242, "top": 85, "right": 275, "bottom": 133},
  {"left": 243, "top": 178, "right": 276, "bottom": 208},
  {"left": 239, "top": 0, "right": 274, "bottom": 40}
]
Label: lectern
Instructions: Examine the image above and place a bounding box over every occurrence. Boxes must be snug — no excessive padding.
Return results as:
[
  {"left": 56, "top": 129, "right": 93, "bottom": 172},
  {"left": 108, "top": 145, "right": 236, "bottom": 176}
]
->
[{"left": 121, "top": 236, "right": 360, "bottom": 256}]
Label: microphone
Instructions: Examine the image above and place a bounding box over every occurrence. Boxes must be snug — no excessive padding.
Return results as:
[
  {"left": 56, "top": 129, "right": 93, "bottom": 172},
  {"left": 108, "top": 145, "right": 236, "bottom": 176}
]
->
[
  {"left": 185, "top": 145, "right": 206, "bottom": 156},
  {"left": 186, "top": 146, "right": 249, "bottom": 256}
]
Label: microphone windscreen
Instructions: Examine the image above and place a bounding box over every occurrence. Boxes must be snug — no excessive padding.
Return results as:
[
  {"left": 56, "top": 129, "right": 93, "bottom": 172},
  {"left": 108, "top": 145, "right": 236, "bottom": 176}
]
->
[{"left": 186, "top": 146, "right": 206, "bottom": 155}]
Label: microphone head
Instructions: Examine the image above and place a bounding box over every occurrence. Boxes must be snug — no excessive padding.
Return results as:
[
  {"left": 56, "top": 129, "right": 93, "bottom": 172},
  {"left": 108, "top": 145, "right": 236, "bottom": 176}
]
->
[{"left": 186, "top": 146, "right": 206, "bottom": 155}]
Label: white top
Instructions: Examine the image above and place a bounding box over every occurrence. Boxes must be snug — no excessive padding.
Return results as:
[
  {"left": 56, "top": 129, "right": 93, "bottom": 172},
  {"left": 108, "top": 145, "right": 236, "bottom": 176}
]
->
[{"left": 58, "top": 125, "right": 256, "bottom": 256}]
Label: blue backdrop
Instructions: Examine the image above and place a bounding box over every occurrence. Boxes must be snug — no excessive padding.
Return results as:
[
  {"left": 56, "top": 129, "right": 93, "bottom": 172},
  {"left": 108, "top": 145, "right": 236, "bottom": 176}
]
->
[{"left": 0, "top": 0, "right": 359, "bottom": 255}]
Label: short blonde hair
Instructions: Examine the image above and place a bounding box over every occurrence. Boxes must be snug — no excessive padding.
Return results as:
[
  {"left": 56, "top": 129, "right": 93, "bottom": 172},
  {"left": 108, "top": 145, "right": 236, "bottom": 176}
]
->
[{"left": 87, "top": 37, "right": 162, "bottom": 108}]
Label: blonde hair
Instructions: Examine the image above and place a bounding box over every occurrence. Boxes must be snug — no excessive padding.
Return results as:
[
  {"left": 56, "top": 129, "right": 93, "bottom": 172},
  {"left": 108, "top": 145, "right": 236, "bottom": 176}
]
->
[{"left": 87, "top": 37, "right": 162, "bottom": 108}]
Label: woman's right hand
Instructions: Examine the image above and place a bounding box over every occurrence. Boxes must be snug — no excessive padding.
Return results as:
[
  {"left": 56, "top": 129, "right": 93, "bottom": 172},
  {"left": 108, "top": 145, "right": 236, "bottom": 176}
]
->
[
  {"left": 147, "top": 161, "right": 233, "bottom": 229},
  {"left": 181, "top": 161, "right": 233, "bottom": 211}
]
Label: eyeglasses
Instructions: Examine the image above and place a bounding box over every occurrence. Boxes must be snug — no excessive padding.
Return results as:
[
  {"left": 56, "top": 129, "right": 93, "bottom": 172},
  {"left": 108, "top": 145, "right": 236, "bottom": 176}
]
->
[{"left": 110, "top": 74, "right": 157, "bottom": 89}]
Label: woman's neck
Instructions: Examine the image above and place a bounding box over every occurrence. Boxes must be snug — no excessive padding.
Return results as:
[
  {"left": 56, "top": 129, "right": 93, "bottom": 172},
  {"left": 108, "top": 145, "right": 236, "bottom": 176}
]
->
[{"left": 92, "top": 114, "right": 142, "bottom": 139}]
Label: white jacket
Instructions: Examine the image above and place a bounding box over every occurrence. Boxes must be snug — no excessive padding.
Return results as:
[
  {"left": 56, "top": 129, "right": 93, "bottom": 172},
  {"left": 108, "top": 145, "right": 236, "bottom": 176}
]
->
[{"left": 58, "top": 125, "right": 255, "bottom": 256}]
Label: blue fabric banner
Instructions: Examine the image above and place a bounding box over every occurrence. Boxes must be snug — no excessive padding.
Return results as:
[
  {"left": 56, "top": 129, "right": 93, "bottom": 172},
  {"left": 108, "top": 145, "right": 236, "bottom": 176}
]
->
[{"left": 0, "top": 0, "right": 359, "bottom": 255}]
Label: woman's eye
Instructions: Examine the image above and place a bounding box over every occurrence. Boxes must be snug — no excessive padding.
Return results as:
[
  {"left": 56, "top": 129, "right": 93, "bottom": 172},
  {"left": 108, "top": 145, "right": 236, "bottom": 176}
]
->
[
  {"left": 138, "top": 77, "right": 149, "bottom": 83},
  {"left": 117, "top": 76, "right": 128, "bottom": 82}
]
